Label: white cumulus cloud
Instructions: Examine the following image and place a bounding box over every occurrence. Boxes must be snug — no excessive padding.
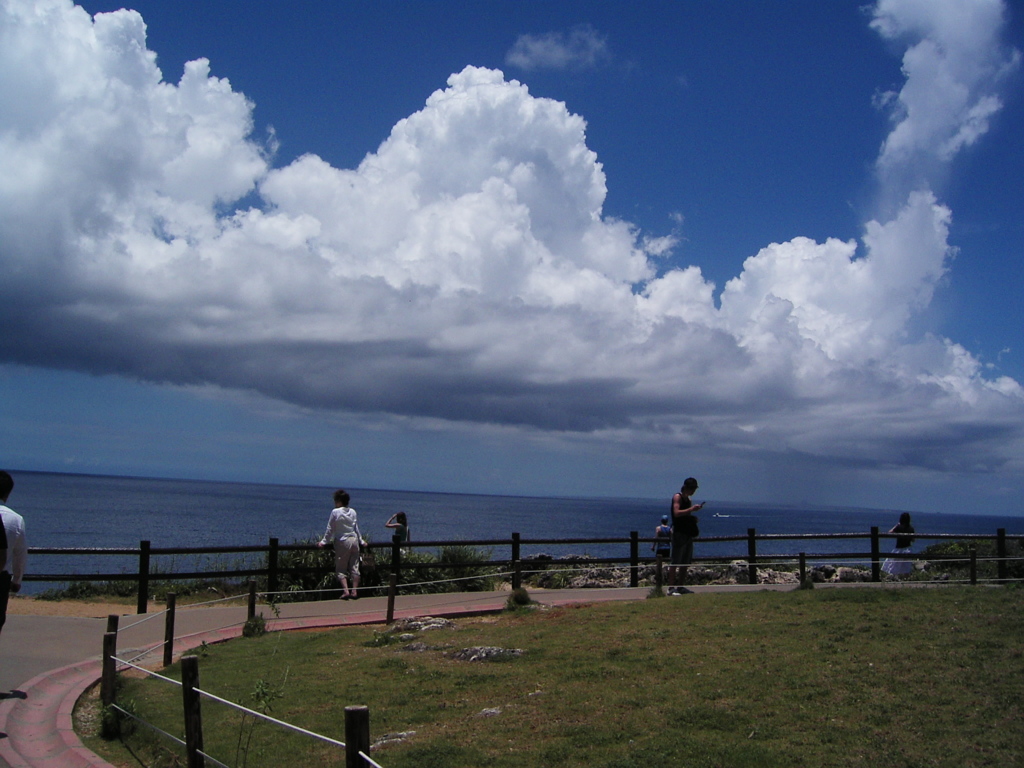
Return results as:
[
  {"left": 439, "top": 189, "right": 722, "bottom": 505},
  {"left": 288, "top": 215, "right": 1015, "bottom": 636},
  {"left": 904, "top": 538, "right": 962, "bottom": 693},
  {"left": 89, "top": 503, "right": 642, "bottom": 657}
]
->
[
  {"left": 871, "top": 0, "right": 1020, "bottom": 192},
  {"left": 0, "top": 0, "right": 1022, "bottom": 478}
]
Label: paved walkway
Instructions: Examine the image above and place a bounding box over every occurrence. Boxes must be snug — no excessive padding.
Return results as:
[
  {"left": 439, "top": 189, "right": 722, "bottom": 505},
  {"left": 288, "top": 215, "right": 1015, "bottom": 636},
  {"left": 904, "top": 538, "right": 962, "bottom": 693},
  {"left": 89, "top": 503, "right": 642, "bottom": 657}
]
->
[{"left": 1, "top": 585, "right": 699, "bottom": 768}]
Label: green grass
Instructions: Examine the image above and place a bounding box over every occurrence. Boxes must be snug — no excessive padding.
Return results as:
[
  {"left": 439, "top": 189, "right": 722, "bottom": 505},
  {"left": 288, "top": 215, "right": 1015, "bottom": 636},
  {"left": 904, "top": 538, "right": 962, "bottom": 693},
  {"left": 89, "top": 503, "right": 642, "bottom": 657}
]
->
[{"left": 82, "top": 586, "right": 1024, "bottom": 768}]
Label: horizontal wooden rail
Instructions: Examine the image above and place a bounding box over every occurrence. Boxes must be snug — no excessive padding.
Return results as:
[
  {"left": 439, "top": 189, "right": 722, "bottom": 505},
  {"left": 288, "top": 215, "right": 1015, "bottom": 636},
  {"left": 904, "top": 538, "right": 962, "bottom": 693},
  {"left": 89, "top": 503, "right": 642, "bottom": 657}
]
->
[{"left": 21, "top": 526, "right": 1021, "bottom": 612}]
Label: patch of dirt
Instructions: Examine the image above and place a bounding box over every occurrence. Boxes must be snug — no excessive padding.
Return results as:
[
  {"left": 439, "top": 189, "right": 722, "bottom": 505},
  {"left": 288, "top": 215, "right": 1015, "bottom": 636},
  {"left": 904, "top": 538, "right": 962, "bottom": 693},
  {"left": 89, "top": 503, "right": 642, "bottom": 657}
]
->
[
  {"left": 74, "top": 686, "right": 103, "bottom": 738},
  {"left": 8, "top": 595, "right": 147, "bottom": 618}
]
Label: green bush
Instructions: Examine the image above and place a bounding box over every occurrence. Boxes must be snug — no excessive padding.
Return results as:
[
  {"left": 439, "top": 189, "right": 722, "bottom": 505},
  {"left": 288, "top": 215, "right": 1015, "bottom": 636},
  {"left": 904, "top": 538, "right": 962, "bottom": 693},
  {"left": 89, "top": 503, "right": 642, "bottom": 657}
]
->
[
  {"left": 36, "top": 579, "right": 137, "bottom": 601},
  {"left": 920, "top": 538, "right": 1024, "bottom": 581},
  {"left": 271, "top": 536, "right": 339, "bottom": 602},
  {"left": 242, "top": 614, "right": 267, "bottom": 638},
  {"left": 396, "top": 544, "right": 499, "bottom": 594},
  {"left": 36, "top": 538, "right": 501, "bottom": 604},
  {"left": 506, "top": 586, "right": 532, "bottom": 609},
  {"left": 100, "top": 698, "right": 137, "bottom": 740}
]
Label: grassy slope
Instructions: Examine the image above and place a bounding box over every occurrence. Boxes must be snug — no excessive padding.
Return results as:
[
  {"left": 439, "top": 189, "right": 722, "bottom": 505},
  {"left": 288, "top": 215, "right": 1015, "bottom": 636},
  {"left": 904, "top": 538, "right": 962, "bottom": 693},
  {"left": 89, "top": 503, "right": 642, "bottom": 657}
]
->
[{"left": 85, "top": 586, "right": 1023, "bottom": 768}]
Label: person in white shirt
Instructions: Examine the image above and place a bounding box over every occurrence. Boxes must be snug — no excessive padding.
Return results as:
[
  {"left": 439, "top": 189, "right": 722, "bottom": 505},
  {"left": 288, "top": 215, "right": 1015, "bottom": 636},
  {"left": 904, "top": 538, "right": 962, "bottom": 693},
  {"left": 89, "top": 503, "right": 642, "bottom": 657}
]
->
[
  {"left": 318, "top": 489, "right": 365, "bottom": 599},
  {"left": 0, "top": 470, "right": 28, "bottom": 635}
]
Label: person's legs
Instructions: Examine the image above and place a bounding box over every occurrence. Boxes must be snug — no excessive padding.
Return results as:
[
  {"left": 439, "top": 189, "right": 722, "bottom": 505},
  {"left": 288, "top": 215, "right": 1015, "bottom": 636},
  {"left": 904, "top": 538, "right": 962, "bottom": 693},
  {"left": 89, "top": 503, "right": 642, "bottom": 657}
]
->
[
  {"left": 678, "top": 538, "right": 693, "bottom": 584},
  {"left": 668, "top": 538, "right": 693, "bottom": 594},
  {"left": 348, "top": 547, "right": 362, "bottom": 598},
  {"left": 333, "top": 540, "right": 356, "bottom": 597},
  {"left": 336, "top": 538, "right": 361, "bottom": 597},
  {"left": 0, "top": 571, "right": 11, "bottom": 635},
  {"left": 668, "top": 541, "right": 682, "bottom": 593}
]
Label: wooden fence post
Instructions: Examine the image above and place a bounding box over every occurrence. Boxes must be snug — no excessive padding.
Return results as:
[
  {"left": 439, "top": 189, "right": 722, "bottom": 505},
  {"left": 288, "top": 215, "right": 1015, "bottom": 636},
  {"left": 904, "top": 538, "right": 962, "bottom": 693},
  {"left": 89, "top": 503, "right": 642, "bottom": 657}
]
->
[
  {"left": 386, "top": 574, "right": 397, "bottom": 625},
  {"left": 101, "top": 631, "right": 117, "bottom": 707},
  {"left": 163, "top": 592, "right": 176, "bottom": 668},
  {"left": 344, "top": 705, "right": 371, "bottom": 768},
  {"left": 248, "top": 579, "right": 257, "bottom": 621},
  {"left": 655, "top": 555, "right": 663, "bottom": 591},
  {"left": 137, "top": 540, "right": 151, "bottom": 615},
  {"left": 390, "top": 534, "right": 402, "bottom": 585},
  {"left": 181, "top": 656, "right": 205, "bottom": 768},
  {"left": 746, "top": 529, "right": 758, "bottom": 585},
  {"left": 970, "top": 545, "right": 977, "bottom": 586},
  {"left": 511, "top": 532, "right": 521, "bottom": 590},
  {"left": 870, "top": 527, "right": 881, "bottom": 582},
  {"left": 106, "top": 614, "right": 119, "bottom": 634},
  {"left": 387, "top": 536, "right": 403, "bottom": 606},
  {"left": 267, "top": 537, "right": 279, "bottom": 597},
  {"left": 799, "top": 553, "right": 807, "bottom": 585},
  {"left": 629, "top": 531, "right": 639, "bottom": 588},
  {"left": 997, "top": 528, "right": 1008, "bottom": 582}
]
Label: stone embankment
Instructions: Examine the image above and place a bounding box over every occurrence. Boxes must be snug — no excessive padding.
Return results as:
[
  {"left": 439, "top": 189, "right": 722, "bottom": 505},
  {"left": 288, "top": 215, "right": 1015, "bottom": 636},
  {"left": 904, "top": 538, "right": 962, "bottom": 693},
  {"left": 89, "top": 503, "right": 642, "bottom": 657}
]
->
[{"left": 518, "top": 553, "right": 935, "bottom": 589}]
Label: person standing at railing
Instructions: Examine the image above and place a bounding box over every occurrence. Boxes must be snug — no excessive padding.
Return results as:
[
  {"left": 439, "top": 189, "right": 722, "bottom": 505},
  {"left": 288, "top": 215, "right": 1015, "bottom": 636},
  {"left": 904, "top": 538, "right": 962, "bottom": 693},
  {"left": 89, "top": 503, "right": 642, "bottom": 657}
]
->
[
  {"left": 318, "top": 489, "right": 366, "bottom": 599},
  {"left": 668, "top": 477, "right": 704, "bottom": 596},
  {"left": 0, "top": 470, "right": 28, "bottom": 636},
  {"left": 882, "top": 512, "right": 915, "bottom": 579},
  {"left": 652, "top": 515, "right": 671, "bottom": 559},
  {"left": 385, "top": 511, "right": 411, "bottom": 544}
]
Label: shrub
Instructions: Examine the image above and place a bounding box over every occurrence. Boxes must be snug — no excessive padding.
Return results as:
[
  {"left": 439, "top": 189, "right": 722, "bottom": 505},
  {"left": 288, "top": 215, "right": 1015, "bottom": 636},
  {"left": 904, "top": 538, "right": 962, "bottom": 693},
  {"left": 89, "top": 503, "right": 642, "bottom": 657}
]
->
[
  {"left": 385, "top": 544, "right": 498, "bottom": 594},
  {"left": 506, "top": 587, "right": 532, "bottom": 609},
  {"left": 920, "top": 538, "right": 1024, "bottom": 581},
  {"left": 242, "top": 614, "right": 267, "bottom": 638},
  {"left": 100, "top": 698, "right": 137, "bottom": 740}
]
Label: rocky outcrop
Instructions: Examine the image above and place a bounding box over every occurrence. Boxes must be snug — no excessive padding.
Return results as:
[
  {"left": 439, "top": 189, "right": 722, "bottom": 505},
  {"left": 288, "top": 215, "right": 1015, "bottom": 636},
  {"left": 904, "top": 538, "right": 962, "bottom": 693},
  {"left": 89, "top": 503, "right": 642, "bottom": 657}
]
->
[
  {"left": 447, "top": 647, "right": 524, "bottom": 662},
  {"left": 518, "top": 554, "right": 874, "bottom": 587},
  {"left": 390, "top": 616, "right": 455, "bottom": 632}
]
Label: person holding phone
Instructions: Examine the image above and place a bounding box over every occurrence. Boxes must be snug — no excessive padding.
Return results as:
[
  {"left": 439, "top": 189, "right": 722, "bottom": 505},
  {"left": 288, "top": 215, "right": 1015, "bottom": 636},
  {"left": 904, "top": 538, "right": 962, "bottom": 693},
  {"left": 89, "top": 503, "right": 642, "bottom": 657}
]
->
[{"left": 668, "top": 477, "right": 704, "bottom": 595}]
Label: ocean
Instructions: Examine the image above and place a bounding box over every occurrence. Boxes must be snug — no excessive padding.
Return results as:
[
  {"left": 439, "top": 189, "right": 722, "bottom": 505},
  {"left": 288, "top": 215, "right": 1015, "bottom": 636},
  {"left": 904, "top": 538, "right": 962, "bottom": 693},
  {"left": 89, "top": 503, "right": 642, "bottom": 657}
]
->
[{"left": 6, "top": 470, "right": 1023, "bottom": 593}]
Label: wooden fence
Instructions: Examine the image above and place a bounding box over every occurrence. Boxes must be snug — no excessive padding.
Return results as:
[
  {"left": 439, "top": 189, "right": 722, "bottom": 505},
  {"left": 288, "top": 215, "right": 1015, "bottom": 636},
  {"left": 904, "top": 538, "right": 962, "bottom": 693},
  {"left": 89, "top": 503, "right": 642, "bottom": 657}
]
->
[
  {"left": 25, "top": 527, "right": 1020, "bottom": 613},
  {"left": 102, "top": 618, "right": 374, "bottom": 768}
]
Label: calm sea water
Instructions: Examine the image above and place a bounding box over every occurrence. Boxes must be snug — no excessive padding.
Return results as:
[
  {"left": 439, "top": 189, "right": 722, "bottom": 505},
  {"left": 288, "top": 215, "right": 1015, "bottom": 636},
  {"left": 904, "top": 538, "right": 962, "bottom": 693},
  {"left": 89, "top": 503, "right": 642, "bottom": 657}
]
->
[{"left": 7, "top": 471, "right": 1023, "bottom": 593}]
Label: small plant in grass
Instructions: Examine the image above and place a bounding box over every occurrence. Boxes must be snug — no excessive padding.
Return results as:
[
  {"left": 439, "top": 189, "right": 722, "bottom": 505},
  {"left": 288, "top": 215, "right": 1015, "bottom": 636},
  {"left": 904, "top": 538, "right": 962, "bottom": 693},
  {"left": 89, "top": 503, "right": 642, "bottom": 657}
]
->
[
  {"left": 236, "top": 675, "right": 287, "bottom": 768},
  {"left": 243, "top": 613, "right": 267, "bottom": 638},
  {"left": 100, "top": 698, "right": 137, "bottom": 740},
  {"left": 365, "top": 629, "right": 397, "bottom": 647},
  {"left": 505, "top": 587, "right": 532, "bottom": 610}
]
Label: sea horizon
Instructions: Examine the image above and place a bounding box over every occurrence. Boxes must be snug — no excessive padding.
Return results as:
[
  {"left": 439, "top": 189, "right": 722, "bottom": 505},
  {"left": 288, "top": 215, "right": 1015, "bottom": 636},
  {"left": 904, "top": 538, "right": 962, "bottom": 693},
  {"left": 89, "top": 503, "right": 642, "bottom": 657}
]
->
[
  {"left": 4, "top": 469, "right": 1021, "bottom": 595},
  {"left": 9, "top": 466, "right": 1022, "bottom": 522}
]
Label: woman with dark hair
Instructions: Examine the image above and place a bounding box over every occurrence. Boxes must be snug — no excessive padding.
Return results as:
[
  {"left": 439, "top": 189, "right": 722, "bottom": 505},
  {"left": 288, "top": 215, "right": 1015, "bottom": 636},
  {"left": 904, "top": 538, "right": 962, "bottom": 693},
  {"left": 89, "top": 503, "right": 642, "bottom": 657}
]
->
[
  {"left": 385, "top": 511, "right": 411, "bottom": 543},
  {"left": 318, "top": 489, "right": 365, "bottom": 599},
  {"left": 882, "top": 512, "right": 915, "bottom": 578}
]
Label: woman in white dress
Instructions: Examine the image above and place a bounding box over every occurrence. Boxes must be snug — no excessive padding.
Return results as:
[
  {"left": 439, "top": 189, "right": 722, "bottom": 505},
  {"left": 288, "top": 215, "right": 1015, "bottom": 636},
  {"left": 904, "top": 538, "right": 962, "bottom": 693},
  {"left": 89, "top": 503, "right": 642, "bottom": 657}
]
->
[{"left": 882, "top": 512, "right": 915, "bottom": 578}]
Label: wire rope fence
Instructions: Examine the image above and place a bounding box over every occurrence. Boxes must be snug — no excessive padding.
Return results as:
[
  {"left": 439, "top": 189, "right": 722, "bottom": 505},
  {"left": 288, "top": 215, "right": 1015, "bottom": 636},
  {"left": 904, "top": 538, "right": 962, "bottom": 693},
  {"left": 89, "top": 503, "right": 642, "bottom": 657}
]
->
[
  {"left": 103, "top": 636, "right": 380, "bottom": 768},
  {"left": 88, "top": 534, "right": 1023, "bottom": 768}
]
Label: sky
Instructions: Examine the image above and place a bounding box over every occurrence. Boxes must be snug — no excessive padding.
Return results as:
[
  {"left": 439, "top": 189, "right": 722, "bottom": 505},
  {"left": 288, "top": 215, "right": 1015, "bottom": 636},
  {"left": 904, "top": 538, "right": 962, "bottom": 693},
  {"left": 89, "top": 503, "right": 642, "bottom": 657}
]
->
[{"left": 1, "top": 0, "right": 1023, "bottom": 514}]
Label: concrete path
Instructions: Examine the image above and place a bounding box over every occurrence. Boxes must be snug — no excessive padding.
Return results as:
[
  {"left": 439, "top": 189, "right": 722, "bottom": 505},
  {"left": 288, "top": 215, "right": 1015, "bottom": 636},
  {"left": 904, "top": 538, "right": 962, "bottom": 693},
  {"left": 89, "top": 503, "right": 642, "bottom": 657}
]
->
[{"left": 0, "top": 585, "right": 686, "bottom": 768}]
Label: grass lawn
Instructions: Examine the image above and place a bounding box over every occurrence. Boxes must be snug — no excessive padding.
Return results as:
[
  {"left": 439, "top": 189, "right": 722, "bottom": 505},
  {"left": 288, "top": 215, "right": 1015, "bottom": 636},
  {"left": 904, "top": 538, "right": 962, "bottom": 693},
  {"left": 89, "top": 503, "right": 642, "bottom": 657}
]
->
[{"left": 81, "top": 586, "right": 1024, "bottom": 767}]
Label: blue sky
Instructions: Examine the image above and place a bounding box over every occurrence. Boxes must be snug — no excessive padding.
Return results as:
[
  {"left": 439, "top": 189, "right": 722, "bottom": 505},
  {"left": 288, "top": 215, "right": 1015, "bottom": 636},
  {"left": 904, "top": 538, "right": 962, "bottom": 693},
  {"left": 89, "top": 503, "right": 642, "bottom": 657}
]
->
[{"left": 1, "top": 0, "right": 1023, "bottom": 514}]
